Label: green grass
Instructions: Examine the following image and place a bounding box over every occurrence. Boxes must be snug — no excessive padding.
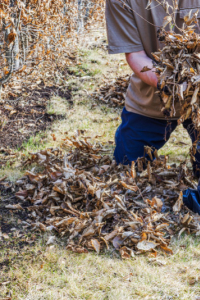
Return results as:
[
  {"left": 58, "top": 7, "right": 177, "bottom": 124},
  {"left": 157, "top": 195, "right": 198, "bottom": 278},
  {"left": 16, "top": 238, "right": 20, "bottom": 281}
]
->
[
  {"left": 47, "top": 96, "right": 70, "bottom": 116},
  {"left": 20, "top": 132, "right": 48, "bottom": 153},
  {"left": 69, "top": 61, "right": 102, "bottom": 77},
  {"left": 159, "top": 125, "right": 191, "bottom": 165}
]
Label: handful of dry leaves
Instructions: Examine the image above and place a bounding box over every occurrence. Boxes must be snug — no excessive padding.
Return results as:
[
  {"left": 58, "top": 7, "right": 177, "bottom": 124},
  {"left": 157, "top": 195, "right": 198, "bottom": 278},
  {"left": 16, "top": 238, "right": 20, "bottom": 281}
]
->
[
  {"left": 13, "top": 135, "right": 200, "bottom": 259},
  {"left": 144, "top": 10, "right": 200, "bottom": 127}
]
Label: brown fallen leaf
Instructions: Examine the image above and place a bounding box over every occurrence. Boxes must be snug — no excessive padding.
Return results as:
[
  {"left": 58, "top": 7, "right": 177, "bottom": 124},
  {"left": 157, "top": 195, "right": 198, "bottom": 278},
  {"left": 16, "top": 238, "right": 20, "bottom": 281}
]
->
[
  {"left": 46, "top": 236, "right": 56, "bottom": 245},
  {"left": 152, "top": 196, "right": 163, "bottom": 211},
  {"left": 141, "top": 66, "right": 152, "bottom": 72},
  {"left": 173, "top": 192, "right": 183, "bottom": 213},
  {"left": 120, "top": 181, "right": 138, "bottom": 192},
  {"left": 5, "top": 204, "right": 23, "bottom": 210},
  {"left": 113, "top": 236, "right": 124, "bottom": 250},
  {"left": 91, "top": 239, "right": 100, "bottom": 254},
  {"left": 15, "top": 190, "right": 28, "bottom": 200},
  {"left": 66, "top": 245, "right": 88, "bottom": 254},
  {"left": 131, "top": 161, "right": 137, "bottom": 180},
  {"left": 0, "top": 176, "right": 7, "bottom": 182},
  {"left": 148, "top": 258, "right": 166, "bottom": 266},
  {"left": 155, "top": 223, "right": 169, "bottom": 231},
  {"left": 104, "top": 230, "right": 118, "bottom": 241},
  {"left": 119, "top": 246, "right": 134, "bottom": 259},
  {"left": 137, "top": 241, "right": 158, "bottom": 252},
  {"left": 160, "top": 245, "right": 173, "bottom": 254},
  {"left": 51, "top": 133, "right": 56, "bottom": 141},
  {"left": 162, "top": 15, "right": 172, "bottom": 28}
]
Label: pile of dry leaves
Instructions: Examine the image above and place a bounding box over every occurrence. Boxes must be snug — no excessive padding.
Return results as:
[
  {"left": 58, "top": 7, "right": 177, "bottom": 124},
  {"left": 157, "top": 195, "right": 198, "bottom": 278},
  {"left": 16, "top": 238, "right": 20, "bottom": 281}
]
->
[
  {"left": 94, "top": 75, "right": 130, "bottom": 107},
  {"left": 11, "top": 135, "right": 200, "bottom": 259}
]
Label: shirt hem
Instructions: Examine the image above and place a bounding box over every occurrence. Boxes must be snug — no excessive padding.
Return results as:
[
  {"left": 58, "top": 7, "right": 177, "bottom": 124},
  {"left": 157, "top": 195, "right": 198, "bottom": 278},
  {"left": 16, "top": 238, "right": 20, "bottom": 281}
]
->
[
  {"left": 125, "top": 105, "right": 180, "bottom": 121},
  {"left": 108, "top": 45, "right": 144, "bottom": 54}
]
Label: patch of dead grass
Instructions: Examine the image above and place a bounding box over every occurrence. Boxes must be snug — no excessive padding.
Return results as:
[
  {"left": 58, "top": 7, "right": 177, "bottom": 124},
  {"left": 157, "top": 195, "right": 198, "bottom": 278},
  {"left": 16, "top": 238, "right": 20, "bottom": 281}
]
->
[
  {"left": 159, "top": 125, "right": 191, "bottom": 162},
  {"left": 0, "top": 168, "right": 24, "bottom": 182},
  {"left": 1, "top": 235, "right": 200, "bottom": 300}
]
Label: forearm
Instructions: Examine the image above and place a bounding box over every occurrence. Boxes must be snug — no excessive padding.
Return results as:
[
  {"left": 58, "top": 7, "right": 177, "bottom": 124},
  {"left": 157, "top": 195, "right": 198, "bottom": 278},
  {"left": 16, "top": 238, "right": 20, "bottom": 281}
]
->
[{"left": 126, "top": 51, "right": 158, "bottom": 88}]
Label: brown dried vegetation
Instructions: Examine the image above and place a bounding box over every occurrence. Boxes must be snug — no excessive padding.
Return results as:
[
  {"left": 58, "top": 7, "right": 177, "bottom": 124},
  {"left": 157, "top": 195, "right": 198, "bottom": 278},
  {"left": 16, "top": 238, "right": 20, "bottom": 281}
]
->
[
  {"left": 94, "top": 75, "right": 130, "bottom": 107},
  {"left": 11, "top": 135, "right": 200, "bottom": 259},
  {"left": 0, "top": 0, "right": 104, "bottom": 149},
  {"left": 148, "top": 10, "right": 200, "bottom": 126}
]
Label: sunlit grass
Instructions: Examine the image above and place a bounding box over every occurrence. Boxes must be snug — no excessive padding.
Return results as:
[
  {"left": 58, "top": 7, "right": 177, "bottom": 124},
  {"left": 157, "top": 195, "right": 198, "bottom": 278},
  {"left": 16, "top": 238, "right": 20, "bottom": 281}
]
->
[{"left": 1, "top": 235, "right": 200, "bottom": 300}]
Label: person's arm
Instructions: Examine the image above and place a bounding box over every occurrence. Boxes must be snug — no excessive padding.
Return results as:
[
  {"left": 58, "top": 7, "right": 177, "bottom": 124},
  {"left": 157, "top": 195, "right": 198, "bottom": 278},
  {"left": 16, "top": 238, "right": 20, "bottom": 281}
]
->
[{"left": 126, "top": 51, "right": 158, "bottom": 88}]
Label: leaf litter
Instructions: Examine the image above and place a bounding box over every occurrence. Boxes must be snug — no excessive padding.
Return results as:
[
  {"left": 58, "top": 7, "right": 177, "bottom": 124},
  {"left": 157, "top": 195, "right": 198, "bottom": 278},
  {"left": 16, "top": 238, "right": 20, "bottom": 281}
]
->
[
  {"left": 94, "top": 75, "right": 130, "bottom": 107},
  {"left": 10, "top": 134, "right": 200, "bottom": 259},
  {"left": 0, "top": 81, "right": 72, "bottom": 151}
]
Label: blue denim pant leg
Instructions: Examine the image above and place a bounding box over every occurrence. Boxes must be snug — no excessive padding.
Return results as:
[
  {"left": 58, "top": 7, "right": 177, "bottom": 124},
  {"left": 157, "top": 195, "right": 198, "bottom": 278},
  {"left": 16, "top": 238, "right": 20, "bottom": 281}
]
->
[
  {"left": 183, "top": 119, "right": 200, "bottom": 176},
  {"left": 114, "top": 108, "right": 177, "bottom": 165}
]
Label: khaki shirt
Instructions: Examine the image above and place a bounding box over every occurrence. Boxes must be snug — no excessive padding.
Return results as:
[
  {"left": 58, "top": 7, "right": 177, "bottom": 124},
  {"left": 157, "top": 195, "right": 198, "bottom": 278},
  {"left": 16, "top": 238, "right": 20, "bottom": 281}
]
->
[{"left": 106, "top": 0, "right": 200, "bottom": 119}]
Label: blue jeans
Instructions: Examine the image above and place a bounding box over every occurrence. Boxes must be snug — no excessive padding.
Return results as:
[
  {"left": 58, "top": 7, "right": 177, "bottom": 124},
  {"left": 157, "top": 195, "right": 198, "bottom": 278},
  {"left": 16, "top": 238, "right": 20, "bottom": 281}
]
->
[{"left": 114, "top": 108, "right": 200, "bottom": 175}]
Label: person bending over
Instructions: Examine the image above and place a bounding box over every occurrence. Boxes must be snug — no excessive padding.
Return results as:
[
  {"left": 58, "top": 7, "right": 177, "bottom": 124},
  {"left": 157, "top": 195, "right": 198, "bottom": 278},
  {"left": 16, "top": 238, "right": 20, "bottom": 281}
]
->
[{"left": 106, "top": 0, "right": 200, "bottom": 176}]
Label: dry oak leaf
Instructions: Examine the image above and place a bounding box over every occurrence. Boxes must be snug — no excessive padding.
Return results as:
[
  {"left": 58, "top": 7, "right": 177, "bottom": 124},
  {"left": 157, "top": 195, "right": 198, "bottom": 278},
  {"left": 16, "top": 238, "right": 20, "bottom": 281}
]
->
[
  {"left": 155, "top": 223, "right": 169, "bottom": 231},
  {"left": 131, "top": 161, "right": 137, "bottom": 179},
  {"left": 4, "top": 105, "right": 14, "bottom": 111},
  {"left": 148, "top": 258, "right": 166, "bottom": 266},
  {"left": 113, "top": 235, "right": 124, "bottom": 250},
  {"left": 162, "top": 16, "right": 172, "bottom": 28},
  {"left": 5, "top": 204, "right": 23, "bottom": 210},
  {"left": 173, "top": 191, "right": 183, "bottom": 213},
  {"left": 7, "top": 30, "right": 17, "bottom": 44},
  {"left": 51, "top": 133, "right": 56, "bottom": 141},
  {"left": 91, "top": 239, "right": 100, "bottom": 254},
  {"left": 15, "top": 190, "right": 28, "bottom": 200},
  {"left": 120, "top": 181, "right": 138, "bottom": 192},
  {"left": 120, "top": 246, "right": 135, "bottom": 259},
  {"left": 137, "top": 240, "right": 158, "bottom": 252},
  {"left": 160, "top": 245, "right": 173, "bottom": 254},
  {"left": 66, "top": 245, "right": 88, "bottom": 254},
  {"left": 152, "top": 196, "right": 163, "bottom": 211},
  {"left": 46, "top": 236, "right": 56, "bottom": 245},
  {"left": 141, "top": 66, "right": 152, "bottom": 73}
]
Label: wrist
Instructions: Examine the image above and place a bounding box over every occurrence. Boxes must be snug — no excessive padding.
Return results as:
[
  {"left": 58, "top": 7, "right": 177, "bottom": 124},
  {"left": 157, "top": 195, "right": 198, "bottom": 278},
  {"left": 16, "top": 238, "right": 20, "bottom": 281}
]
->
[{"left": 152, "top": 78, "right": 158, "bottom": 89}]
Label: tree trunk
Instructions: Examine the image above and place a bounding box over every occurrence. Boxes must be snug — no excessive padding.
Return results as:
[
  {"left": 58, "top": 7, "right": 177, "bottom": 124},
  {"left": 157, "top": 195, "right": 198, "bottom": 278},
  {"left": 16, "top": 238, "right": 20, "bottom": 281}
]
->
[
  {"left": 13, "top": 30, "right": 19, "bottom": 71},
  {"left": 4, "top": 27, "right": 12, "bottom": 68},
  {"left": 78, "top": 0, "right": 84, "bottom": 33},
  {"left": 84, "top": 0, "right": 90, "bottom": 24}
]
